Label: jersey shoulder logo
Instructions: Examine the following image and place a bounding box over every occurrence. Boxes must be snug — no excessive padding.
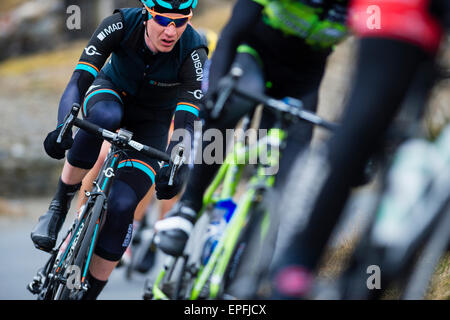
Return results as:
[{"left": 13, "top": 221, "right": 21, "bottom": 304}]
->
[{"left": 97, "top": 22, "right": 124, "bottom": 41}]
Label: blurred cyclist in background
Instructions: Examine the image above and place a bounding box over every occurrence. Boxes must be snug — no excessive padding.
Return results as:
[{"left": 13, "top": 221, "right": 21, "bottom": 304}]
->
[
  {"left": 154, "top": 0, "right": 350, "bottom": 257},
  {"left": 269, "top": 0, "right": 449, "bottom": 299}
]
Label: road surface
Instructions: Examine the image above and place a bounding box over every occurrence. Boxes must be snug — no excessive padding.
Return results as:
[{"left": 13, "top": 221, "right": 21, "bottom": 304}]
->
[
  {"left": 0, "top": 197, "right": 160, "bottom": 300},
  {"left": 0, "top": 189, "right": 376, "bottom": 300}
]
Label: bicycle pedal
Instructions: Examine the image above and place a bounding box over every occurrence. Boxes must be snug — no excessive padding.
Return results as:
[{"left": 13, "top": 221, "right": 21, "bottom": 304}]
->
[
  {"left": 27, "top": 280, "right": 42, "bottom": 295},
  {"left": 143, "top": 293, "right": 153, "bottom": 300},
  {"left": 33, "top": 243, "right": 55, "bottom": 253},
  {"left": 143, "top": 290, "right": 154, "bottom": 300},
  {"left": 161, "top": 282, "right": 175, "bottom": 297}
]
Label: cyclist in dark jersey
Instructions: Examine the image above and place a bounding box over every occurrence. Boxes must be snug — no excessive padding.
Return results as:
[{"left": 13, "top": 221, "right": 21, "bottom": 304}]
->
[
  {"left": 154, "top": 0, "right": 349, "bottom": 256},
  {"left": 30, "top": 0, "right": 207, "bottom": 299},
  {"left": 268, "top": 0, "right": 449, "bottom": 299}
]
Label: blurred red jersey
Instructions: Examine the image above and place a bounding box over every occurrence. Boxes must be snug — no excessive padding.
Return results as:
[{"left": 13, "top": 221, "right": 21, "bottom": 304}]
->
[{"left": 349, "top": 0, "right": 444, "bottom": 53}]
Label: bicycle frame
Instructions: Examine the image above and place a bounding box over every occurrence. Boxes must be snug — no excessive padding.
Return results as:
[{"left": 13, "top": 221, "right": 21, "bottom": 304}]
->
[
  {"left": 151, "top": 127, "right": 286, "bottom": 300},
  {"left": 331, "top": 126, "right": 450, "bottom": 300},
  {"left": 58, "top": 146, "right": 123, "bottom": 292},
  {"left": 29, "top": 104, "right": 171, "bottom": 299},
  {"left": 31, "top": 144, "right": 129, "bottom": 299}
]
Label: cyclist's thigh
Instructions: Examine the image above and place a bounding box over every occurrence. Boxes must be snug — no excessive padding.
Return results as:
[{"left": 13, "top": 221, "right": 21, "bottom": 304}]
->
[
  {"left": 93, "top": 110, "right": 172, "bottom": 261},
  {"left": 68, "top": 76, "right": 124, "bottom": 169},
  {"left": 81, "top": 75, "right": 125, "bottom": 121},
  {"left": 115, "top": 108, "right": 173, "bottom": 201}
]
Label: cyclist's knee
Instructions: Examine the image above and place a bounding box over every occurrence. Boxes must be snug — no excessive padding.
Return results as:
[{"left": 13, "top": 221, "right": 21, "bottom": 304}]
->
[
  {"left": 86, "top": 100, "right": 123, "bottom": 131},
  {"left": 115, "top": 160, "right": 157, "bottom": 201}
]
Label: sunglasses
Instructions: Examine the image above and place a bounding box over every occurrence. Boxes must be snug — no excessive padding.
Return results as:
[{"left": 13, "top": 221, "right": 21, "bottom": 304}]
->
[{"left": 145, "top": 6, "right": 192, "bottom": 28}]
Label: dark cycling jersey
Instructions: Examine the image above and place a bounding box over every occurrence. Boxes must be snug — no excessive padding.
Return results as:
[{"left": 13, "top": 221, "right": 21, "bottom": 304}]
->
[
  {"left": 178, "top": 0, "right": 351, "bottom": 214},
  {"left": 54, "top": 7, "right": 208, "bottom": 262},
  {"left": 58, "top": 7, "right": 208, "bottom": 130},
  {"left": 207, "top": 0, "right": 348, "bottom": 93}
]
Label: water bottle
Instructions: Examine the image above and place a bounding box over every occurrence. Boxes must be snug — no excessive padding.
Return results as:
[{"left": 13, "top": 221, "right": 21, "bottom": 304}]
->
[{"left": 201, "top": 199, "right": 237, "bottom": 265}]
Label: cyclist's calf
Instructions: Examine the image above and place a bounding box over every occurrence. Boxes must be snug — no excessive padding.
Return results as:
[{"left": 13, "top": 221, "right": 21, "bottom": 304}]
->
[{"left": 94, "top": 180, "right": 139, "bottom": 261}]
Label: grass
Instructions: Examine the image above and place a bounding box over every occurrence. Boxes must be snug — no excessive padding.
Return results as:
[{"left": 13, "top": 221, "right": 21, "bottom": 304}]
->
[
  {"left": 0, "top": 0, "right": 25, "bottom": 12},
  {"left": 318, "top": 237, "right": 450, "bottom": 300},
  {"left": 0, "top": 42, "right": 81, "bottom": 76},
  {"left": 191, "top": 3, "right": 232, "bottom": 33},
  {"left": 0, "top": 2, "right": 233, "bottom": 95},
  {"left": 0, "top": 40, "right": 85, "bottom": 95},
  {"left": 425, "top": 252, "right": 450, "bottom": 300}
]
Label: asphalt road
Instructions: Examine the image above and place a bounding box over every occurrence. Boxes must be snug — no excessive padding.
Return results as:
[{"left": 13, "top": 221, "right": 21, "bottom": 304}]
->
[
  {"left": 0, "top": 189, "right": 376, "bottom": 300},
  {"left": 0, "top": 197, "right": 161, "bottom": 300}
]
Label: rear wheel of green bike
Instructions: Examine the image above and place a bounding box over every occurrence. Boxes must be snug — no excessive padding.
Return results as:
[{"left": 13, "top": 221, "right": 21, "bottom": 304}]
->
[{"left": 222, "top": 200, "right": 280, "bottom": 299}]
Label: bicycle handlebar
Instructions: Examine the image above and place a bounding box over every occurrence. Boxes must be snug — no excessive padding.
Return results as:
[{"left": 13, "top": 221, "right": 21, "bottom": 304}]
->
[
  {"left": 58, "top": 103, "right": 170, "bottom": 163},
  {"left": 211, "top": 67, "right": 339, "bottom": 131},
  {"left": 234, "top": 86, "right": 339, "bottom": 131}
]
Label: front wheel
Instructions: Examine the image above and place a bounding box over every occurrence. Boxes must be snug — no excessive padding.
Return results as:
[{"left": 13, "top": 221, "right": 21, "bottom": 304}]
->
[{"left": 56, "top": 196, "right": 105, "bottom": 300}]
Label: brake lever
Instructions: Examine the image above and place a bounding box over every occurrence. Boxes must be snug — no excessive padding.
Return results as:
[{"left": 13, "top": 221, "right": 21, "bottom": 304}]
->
[
  {"left": 168, "top": 146, "right": 185, "bottom": 186},
  {"left": 57, "top": 103, "right": 80, "bottom": 144}
]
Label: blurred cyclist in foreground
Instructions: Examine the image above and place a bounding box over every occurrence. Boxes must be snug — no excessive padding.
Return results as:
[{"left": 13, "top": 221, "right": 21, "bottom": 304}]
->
[{"left": 269, "top": 0, "right": 449, "bottom": 299}]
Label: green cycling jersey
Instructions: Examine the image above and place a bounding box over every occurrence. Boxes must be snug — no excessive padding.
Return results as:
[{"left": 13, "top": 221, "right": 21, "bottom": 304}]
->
[{"left": 252, "top": 0, "right": 348, "bottom": 49}]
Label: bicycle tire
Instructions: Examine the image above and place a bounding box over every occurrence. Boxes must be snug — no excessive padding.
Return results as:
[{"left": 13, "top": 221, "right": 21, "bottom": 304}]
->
[
  {"left": 222, "top": 199, "right": 277, "bottom": 299},
  {"left": 53, "top": 220, "right": 91, "bottom": 299},
  {"left": 35, "top": 254, "right": 58, "bottom": 300},
  {"left": 39, "top": 211, "right": 92, "bottom": 300},
  {"left": 148, "top": 212, "right": 209, "bottom": 300},
  {"left": 42, "top": 222, "right": 88, "bottom": 300}
]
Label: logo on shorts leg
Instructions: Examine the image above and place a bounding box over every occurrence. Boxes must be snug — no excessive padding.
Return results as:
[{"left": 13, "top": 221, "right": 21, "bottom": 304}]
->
[{"left": 122, "top": 224, "right": 133, "bottom": 247}]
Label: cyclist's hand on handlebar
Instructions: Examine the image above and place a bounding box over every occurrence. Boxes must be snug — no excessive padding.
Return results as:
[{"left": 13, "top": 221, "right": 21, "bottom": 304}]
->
[
  {"left": 155, "top": 162, "right": 189, "bottom": 200},
  {"left": 198, "top": 90, "right": 218, "bottom": 121},
  {"left": 200, "top": 75, "right": 234, "bottom": 121},
  {"left": 43, "top": 126, "right": 74, "bottom": 160}
]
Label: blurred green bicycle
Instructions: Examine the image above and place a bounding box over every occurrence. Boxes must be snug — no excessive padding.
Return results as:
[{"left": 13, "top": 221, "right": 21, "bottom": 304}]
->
[{"left": 144, "top": 67, "right": 338, "bottom": 300}]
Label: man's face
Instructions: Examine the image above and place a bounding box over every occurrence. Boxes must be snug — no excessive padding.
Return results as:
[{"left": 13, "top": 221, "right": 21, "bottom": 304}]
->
[{"left": 144, "top": 12, "right": 188, "bottom": 53}]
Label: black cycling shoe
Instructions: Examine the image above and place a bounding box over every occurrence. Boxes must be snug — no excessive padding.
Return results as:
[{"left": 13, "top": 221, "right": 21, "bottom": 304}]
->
[
  {"left": 155, "top": 204, "right": 197, "bottom": 257},
  {"left": 31, "top": 179, "right": 80, "bottom": 252},
  {"left": 31, "top": 200, "right": 69, "bottom": 252},
  {"left": 157, "top": 229, "right": 191, "bottom": 257}
]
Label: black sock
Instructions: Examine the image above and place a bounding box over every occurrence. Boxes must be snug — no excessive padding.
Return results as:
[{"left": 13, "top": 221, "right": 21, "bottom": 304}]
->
[
  {"left": 53, "top": 178, "right": 81, "bottom": 213},
  {"left": 82, "top": 271, "right": 108, "bottom": 300}
]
